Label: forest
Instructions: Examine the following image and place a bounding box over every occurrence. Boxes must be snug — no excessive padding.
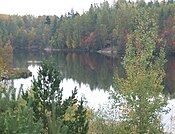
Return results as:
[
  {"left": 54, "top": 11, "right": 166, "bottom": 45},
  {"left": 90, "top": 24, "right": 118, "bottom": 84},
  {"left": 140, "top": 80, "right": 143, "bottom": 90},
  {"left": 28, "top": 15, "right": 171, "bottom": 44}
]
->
[
  {"left": 0, "top": 0, "right": 175, "bottom": 53},
  {"left": 0, "top": 0, "right": 175, "bottom": 133}
]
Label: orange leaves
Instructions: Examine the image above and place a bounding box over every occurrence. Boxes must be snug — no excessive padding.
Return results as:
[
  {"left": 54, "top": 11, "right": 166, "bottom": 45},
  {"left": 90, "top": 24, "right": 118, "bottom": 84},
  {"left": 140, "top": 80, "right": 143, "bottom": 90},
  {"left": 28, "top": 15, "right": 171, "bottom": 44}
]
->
[
  {"left": 79, "top": 54, "right": 97, "bottom": 70},
  {"left": 0, "top": 14, "right": 9, "bottom": 21},
  {"left": 79, "top": 32, "right": 96, "bottom": 48},
  {"left": 0, "top": 44, "right": 13, "bottom": 76},
  {"left": 172, "top": 40, "right": 175, "bottom": 48}
]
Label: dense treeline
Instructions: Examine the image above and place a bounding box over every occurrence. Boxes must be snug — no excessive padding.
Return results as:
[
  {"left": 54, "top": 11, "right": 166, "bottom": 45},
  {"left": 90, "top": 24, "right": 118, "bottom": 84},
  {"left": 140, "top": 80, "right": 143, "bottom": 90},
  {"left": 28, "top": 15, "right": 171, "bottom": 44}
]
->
[
  {"left": 0, "top": 14, "right": 51, "bottom": 49},
  {"left": 0, "top": 1, "right": 174, "bottom": 133},
  {"left": 0, "top": 0, "right": 175, "bottom": 53}
]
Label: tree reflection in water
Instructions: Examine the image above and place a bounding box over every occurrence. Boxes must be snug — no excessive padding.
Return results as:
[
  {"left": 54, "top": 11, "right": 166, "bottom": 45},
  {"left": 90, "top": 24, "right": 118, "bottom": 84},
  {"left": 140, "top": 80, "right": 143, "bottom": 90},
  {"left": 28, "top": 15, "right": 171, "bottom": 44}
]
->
[{"left": 13, "top": 50, "right": 175, "bottom": 95}]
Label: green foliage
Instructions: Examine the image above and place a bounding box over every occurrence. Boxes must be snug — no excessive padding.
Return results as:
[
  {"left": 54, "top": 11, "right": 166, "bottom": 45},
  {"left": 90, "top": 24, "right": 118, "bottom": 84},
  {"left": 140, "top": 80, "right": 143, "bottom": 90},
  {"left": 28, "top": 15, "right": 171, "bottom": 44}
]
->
[
  {"left": 88, "top": 116, "right": 118, "bottom": 134},
  {"left": 0, "top": 1, "right": 175, "bottom": 52},
  {"left": 3, "top": 106, "right": 43, "bottom": 134},
  {"left": 65, "top": 98, "right": 89, "bottom": 134},
  {"left": 23, "top": 61, "right": 62, "bottom": 124},
  {"left": 0, "top": 60, "right": 89, "bottom": 134},
  {"left": 22, "top": 61, "right": 89, "bottom": 133},
  {"left": 112, "top": 9, "right": 167, "bottom": 133},
  {"left": 88, "top": 105, "right": 119, "bottom": 134},
  {"left": 0, "top": 82, "right": 43, "bottom": 133}
]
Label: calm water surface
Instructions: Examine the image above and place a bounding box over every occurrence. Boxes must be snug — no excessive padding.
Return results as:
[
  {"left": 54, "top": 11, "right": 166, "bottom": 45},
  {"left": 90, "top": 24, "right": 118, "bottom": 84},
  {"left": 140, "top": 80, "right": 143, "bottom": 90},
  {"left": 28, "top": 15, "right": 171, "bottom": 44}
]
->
[
  {"left": 13, "top": 50, "right": 120, "bottom": 109},
  {"left": 12, "top": 50, "right": 175, "bottom": 132}
]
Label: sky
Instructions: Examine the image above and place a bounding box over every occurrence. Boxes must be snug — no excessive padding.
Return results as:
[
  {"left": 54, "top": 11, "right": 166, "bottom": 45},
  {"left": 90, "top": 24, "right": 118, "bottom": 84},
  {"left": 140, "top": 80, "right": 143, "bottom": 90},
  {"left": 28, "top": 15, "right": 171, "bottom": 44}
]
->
[{"left": 0, "top": 0, "right": 114, "bottom": 16}]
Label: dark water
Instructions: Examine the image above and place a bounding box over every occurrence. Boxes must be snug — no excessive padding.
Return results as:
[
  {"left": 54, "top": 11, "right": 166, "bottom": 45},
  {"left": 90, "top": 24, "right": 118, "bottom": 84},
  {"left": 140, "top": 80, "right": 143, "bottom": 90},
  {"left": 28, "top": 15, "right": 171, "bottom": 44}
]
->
[
  {"left": 13, "top": 50, "right": 121, "bottom": 109},
  {"left": 12, "top": 49, "right": 175, "bottom": 132},
  {"left": 13, "top": 50, "right": 120, "bottom": 90},
  {"left": 13, "top": 49, "right": 175, "bottom": 95},
  {"left": 164, "top": 55, "right": 175, "bottom": 95}
]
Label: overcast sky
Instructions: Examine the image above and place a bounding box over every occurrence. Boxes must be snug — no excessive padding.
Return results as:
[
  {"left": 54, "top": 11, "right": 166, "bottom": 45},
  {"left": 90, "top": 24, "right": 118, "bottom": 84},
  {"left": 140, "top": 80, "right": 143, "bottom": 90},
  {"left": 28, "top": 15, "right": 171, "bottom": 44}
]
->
[{"left": 0, "top": 0, "right": 114, "bottom": 16}]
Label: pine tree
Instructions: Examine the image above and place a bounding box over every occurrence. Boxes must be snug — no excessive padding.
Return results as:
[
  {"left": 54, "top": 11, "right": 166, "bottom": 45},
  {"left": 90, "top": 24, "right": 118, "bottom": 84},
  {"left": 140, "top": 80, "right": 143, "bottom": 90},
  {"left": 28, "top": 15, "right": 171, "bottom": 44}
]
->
[
  {"left": 66, "top": 98, "right": 89, "bottom": 134},
  {"left": 22, "top": 61, "right": 89, "bottom": 133}
]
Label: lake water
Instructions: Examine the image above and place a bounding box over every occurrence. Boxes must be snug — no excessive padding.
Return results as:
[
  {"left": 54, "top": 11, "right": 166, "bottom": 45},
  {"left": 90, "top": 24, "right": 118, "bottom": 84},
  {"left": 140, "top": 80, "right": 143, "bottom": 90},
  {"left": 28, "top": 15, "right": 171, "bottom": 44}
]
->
[
  {"left": 12, "top": 50, "right": 120, "bottom": 109},
  {"left": 12, "top": 49, "right": 175, "bottom": 132}
]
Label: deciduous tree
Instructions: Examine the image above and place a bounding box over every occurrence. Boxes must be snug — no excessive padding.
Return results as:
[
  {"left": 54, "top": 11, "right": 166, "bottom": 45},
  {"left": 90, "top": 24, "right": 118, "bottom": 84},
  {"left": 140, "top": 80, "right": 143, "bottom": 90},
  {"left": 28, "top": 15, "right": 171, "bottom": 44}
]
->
[{"left": 112, "top": 9, "right": 167, "bottom": 134}]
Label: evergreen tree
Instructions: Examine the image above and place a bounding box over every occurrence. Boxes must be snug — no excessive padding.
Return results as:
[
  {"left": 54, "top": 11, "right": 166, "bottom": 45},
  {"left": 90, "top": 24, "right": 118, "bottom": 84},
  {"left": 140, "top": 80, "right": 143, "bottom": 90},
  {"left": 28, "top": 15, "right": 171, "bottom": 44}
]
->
[
  {"left": 66, "top": 98, "right": 89, "bottom": 134},
  {"left": 22, "top": 61, "right": 89, "bottom": 133},
  {"left": 45, "top": 16, "right": 51, "bottom": 25},
  {"left": 0, "top": 81, "right": 43, "bottom": 133}
]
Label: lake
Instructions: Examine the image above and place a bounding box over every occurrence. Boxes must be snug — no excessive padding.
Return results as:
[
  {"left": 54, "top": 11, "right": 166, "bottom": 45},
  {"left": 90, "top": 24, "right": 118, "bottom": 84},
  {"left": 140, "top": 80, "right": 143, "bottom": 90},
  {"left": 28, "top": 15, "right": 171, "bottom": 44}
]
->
[
  {"left": 12, "top": 49, "right": 175, "bottom": 132},
  {"left": 12, "top": 50, "right": 121, "bottom": 109},
  {"left": 12, "top": 49, "right": 175, "bottom": 95}
]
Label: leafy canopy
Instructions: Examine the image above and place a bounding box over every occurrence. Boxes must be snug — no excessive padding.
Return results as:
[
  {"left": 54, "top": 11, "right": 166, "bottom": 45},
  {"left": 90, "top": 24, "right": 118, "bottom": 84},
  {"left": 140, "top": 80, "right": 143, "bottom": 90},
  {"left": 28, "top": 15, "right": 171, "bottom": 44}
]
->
[{"left": 112, "top": 9, "right": 167, "bottom": 134}]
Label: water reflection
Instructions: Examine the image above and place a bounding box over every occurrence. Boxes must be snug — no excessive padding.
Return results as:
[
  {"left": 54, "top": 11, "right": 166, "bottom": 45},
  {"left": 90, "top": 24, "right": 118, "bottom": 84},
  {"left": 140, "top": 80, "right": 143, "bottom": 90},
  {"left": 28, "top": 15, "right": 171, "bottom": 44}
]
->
[
  {"left": 12, "top": 50, "right": 175, "bottom": 132},
  {"left": 13, "top": 50, "right": 122, "bottom": 91},
  {"left": 165, "top": 55, "right": 175, "bottom": 96},
  {"left": 13, "top": 50, "right": 121, "bottom": 109},
  {"left": 51, "top": 52, "right": 122, "bottom": 91},
  {"left": 13, "top": 49, "right": 43, "bottom": 68},
  {"left": 13, "top": 50, "right": 175, "bottom": 95}
]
